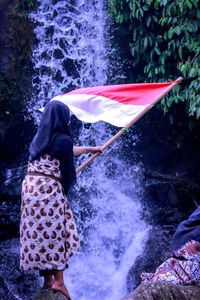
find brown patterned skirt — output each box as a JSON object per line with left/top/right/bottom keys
{"left": 20, "top": 155, "right": 80, "bottom": 271}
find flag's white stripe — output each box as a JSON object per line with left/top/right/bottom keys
{"left": 52, "top": 93, "right": 150, "bottom": 127}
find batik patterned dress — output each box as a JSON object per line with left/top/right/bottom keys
{"left": 20, "top": 154, "right": 80, "bottom": 271}
{"left": 141, "top": 240, "right": 200, "bottom": 286}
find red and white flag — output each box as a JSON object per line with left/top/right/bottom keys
{"left": 51, "top": 80, "right": 180, "bottom": 127}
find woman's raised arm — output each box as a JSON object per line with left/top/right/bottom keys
{"left": 73, "top": 146, "right": 102, "bottom": 156}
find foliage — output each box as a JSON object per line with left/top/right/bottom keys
{"left": 108, "top": 0, "right": 200, "bottom": 119}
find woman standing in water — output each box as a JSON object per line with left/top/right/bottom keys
{"left": 20, "top": 100, "right": 102, "bottom": 300}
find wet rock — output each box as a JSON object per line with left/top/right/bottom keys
{"left": 0, "top": 164, "right": 26, "bottom": 240}
{"left": 126, "top": 122, "right": 200, "bottom": 291}
{"left": 0, "top": 0, "right": 36, "bottom": 162}
{"left": 0, "top": 238, "right": 40, "bottom": 300}
{"left": 46, "top": 25, "right": 54, "bottom": 38}
{"left": 0, "top": 0, "right": 11, "bottom": 11}
{"left": 59, "top": 38, "right": 68, "bottom": 51}
{"left": 127, "top": 226, "right": 173, "bottom": 291}
{"left": 1, "top": 165, "right": 26, "bottom": 197}
{"left": 40, "top": 65, "right": 52, "bottom": 76}
{"left": 53, "top": 9, "right": 58, "bottom": 18}
{"left": 122, "top": 281, "right": 200, "bottom": 300}
{"left": 53, "top": 48, "right": 64, "bottom": 59}
{"left": 62, "top": 58, "right": 79, "bottom": 77}
{"left": 127, "top": 197, "right": 197, "bottom": 291}
{"left": 35, "top": 289, "right": 67, "bottom": 300}
{"left": 168, "top": 188, "right": 179, "bottom": 206}
{"left": 53, "top": 69, "right": 64, "bottom": 82}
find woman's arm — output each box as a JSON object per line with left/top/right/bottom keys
{"left": 73, "top": 146, "right": 103, "bottom": 156}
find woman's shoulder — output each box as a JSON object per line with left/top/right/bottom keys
{"left": 51, "top": 134, "right": 73, "bottom": 157}
{"left": 54, "top": 133, "right": 73, "bottom": 145}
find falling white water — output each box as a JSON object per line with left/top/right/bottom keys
{"left": 29, "top": 1, "right": 150, "bottom": 299}
{"left": 65, "top": 123, "right": 149, "bottom": 300}
{"left": 29, "top": 0, "right": 110, "bottom": 118}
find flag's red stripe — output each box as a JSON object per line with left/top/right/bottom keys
{"left": 67, "top": 82, "right": 173, "bottom": 106}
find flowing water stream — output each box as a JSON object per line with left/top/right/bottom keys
{"left": 29, "top": 1, "right": 149, "bottom": 299}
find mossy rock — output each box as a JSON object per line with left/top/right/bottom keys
{"left": 35, "top": 288, "right": 67, "bottom": 300}
{"left": 122, "top": 281, "right": 200, "bottom": 300}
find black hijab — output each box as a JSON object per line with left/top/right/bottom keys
{"left": 171, "top": 205, "right": 200, "bottom": 251}
{"left": 29, "top": 100, "right": 76, "bottom": 193}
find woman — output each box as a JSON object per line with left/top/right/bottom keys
{"left": 20, "top": 100, "right": 102, "bottom": 299}
{"left": 141, "top": 206, "right": 200, "bottom": 286}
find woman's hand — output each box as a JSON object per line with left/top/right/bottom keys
{"left": 87, "top": 146, "right": 103, "bottom": 154}
{"left": 73, "top": 146, "right": 103, "bottom": 156}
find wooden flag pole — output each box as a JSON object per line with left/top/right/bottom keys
{"left": 76, "top": 77, "right": 183, "bottom": 174}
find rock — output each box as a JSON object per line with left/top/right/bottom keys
{"left": 0, "top": 0, "right": 11, "bottom": 11}
{"left": 0, "top": 238, "right": 40, "bottom": 300}
{"left": 0, "top": 0, "right": 36, "bottom": 162}
{"left": 35, "top": 289, "right": 67, "bottom": 300}
{"left": 127, "top": 225, "right": 174, "bottom": 291}
{"left": 122, "top": 281, "right": 200, "bottom": 300}
{"left": 1, "top": 165, "right": 26, "bottom": 197}
{"left": 53, "top": 48, "right": 64, "bottom": 59}
{"left": 0, "top": 164, "right": 26, "bottom": 240}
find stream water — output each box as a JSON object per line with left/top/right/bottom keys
{"left": 29, "top": 1, "right": 149, "bottom": 299}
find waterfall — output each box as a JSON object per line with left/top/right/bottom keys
{"left": 29, "top": 0, "right": 110, "bottom": 118}
{"left": 30, "top": 0, "right": 149, "bottom": 299}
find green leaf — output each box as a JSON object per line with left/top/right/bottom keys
{"left": 186, "top": 0, "right": 192, "bottom": 9}
{"left": 144, "top": 37, "right": 148, "bottom": 48}
{"left": 155, "top": 47, "right": 161, "bottom": 55}
{"left": 178, "top": 46, "right": 183, "bottom": 59}
{"left": 108, "top": 0, "right": 200, "bottom": 120}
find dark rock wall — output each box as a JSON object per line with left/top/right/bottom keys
{"left": 126, "top": 106, "right": 200, "bottom": 290}
{"left": 0, "top": 0, "right": 38, "bottom": 242}
{"left": 0, "top": 3, "right": 40, "bottom": 298}
{"left": 0, "top": 0, "right": 36, "bottom": 163}
{"left": 0, "top": 239, "right": 40, "bottom": 300}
